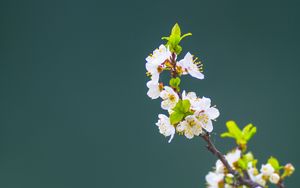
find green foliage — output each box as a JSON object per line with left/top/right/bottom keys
{"left": 221, "top": 121, "right": 257, "bottom": 149}
{"left": 169, "top": 77, "right": 181, "bottom": 92}
{"left": 237, "top": 152, "right": 257, "bottom": 170}
{"left": 169, "top": 99, "right": 192, "bottom": 124}
{"left": 162, "top": 23, "right": 192, "bottom": 55}
{"left": 268, "top": 156, "right": 282, "bottom": 171}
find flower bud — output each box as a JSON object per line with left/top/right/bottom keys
{"left": 284, "top": 163, "right": 295, "bottom": 176}
{"left": 269, "top": 173, "right": 280, "bottom": 184}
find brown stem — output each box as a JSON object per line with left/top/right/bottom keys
{"left": 277, "top": 180, "right": 285, "bottom": 188}
{"left": 201, "top": 133, "right": 263, "bottom": 188}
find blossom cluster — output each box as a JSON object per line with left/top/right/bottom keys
{"left": 146, "top": 43, "right": 219, "bottom": 143}
{"left": 206, "top": 148, "right": 295, "bottom": 188}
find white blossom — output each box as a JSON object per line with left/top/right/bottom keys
{"left": 155, "top": 114, "right": 175, "bottom": 143}
{"left": 269, "top": 173, "right": 280, "bottom": 184}
{"left": 176, "top": 115, "right": 203, "bottom": 139}
{"left": 260, "top": 164, "right": 275, "bottom": 176}
{"left": 146, "top": 45, "right": 171, "bottom": 82}
{"left": 253, "top": 174, "right": 267, "bottom": 187}
{"left": 205, "top": 171, "right": 224, "bottom": 188}
{"left": 177, "top": 52, "right": 204, "bottom": 79}
{"left": 215, "top": 149, "right": 241, "bottom": 173}
{"left": 226, "top": 149, "right": 241, "bottom": 168}
{"left": 160, "top": 86, "right": 179, "bottom": 110}
{"left": 146, "top": 80, "right": 161, "bottom": 99}
{"left": 194, "top": 97, "right": 220, "bottom": 132}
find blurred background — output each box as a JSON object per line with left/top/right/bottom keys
{"left": 0, "top": 0, "right": 299, "bottom": 187}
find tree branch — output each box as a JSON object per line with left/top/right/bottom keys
{"left": 277, "top": 180, "right": 285, "bottom": 188}
{"left": 201, "top": 133, "right": 264, "bottom": 188}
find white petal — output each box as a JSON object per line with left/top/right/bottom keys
{"left": 168, "top": 133, "right": 175, "bottom": 143}
{"left": 161, "top": 100, "right": 170, "bottom": 110}
{"left": 189, "top": 70, "right": 204, "bottom": 79}
{"left": 207, "top": 107, "right": 220, "bottom": 120}
{"left": 202, "top": 120, "right": 213, "bottom": 132}
{"left": 199, "top": 97, "right": 211, "bottom": 110}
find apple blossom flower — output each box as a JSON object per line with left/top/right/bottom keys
{"left": 205, "top": 171, "right": 224, "bottom": 188}
{"left": 253, "top": 174, "right": 267, "bottom": 187}
{"left": 155, "top": 114, "right": 175, "bottom": 143}
{"left": 146, "top": 80, "right": 163, "bottom": 99}
{"left": 215, "top": 149, "right": 241, "bottom": 173}
{"left": 176, "top": 115, "right": 203, "bottom": 139}
{"left": 194, "top": 97, "right": 220, "bottom": 132}
{"left": 269, "top": 173, "right": 280, "bottom": 184}
{"left": 146, "top": 45, "right": 171, "bottom": 82}
{"left": 260, "top": 164, "right": 275, "bottom": 176}
{"left": 177, "top": 52, "right": 204, "bottom": 79}
{"left": 160, "top": 86, "right": 179, "bottom": 110}
{"left": 226, "top": 149, "right": 241, "bottom": 168}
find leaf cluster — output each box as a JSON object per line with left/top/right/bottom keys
{"left": 170, "top": 99, "right": 193, "bottom": 125}
{"left": 221, "top": 121, "right": 257, "bottom": 149}
{"left": 162, "top": 23, "right": 192, "bottom": 55}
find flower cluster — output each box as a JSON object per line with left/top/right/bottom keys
{"left": 145, "top": 24, "right": 219, "bottom": 143}
{"left": 206, "top": 121, "right": 295, "bottom": 188}
{"left": 206, "top": 148, "right": 295, "bottom": 188}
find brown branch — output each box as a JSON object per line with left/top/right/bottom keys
{"left": 201, "top": 133, "right": 264, "bottom": 188}
{"left": 277, "top": 180, "right": 285, "bottom": 188}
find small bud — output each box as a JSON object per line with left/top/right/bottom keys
{"left": 269, "top": 173, "right": 280, "bottom": 184}
{"left": 284, "top": 163, "right": 295, "bottom": 176}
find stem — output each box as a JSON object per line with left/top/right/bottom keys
{"left": 201, "top": 133, "right": 264, "bottom": 188}
{"left": 277, "top": 180, "right": 285, "bottom": 188}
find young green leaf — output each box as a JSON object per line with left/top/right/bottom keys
{"left": 242, "top": 123, "right": 257, "bottom": 141}
{"left": 170, "top": 111, "right": 185, "bottom": 125}
{"left": 169, "top": 77, "right": 181, "bottom": 91}
{"left": 161, "top": 23, "right": 192, "bottom": 55}
{"left": 268, "top": 156, "right": 281, "bottom": 171}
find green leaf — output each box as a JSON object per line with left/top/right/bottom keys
{"left": 238, "top": 158, "right": 247, "bottom": 170}
{"left": 169, "top": 99, "right": 192, "bottom": 125}
{"left": 226, "top": 121, "right": 242, "bottom": 140}
{"left": 170, "top": 111, "right": 185, "bottom": 125}
{"left": 181, "top": 100, "right": 191, "bottom": 112}
{"left": 172, "top": 99, "right": 191, "bottom": 114}
{"left": 169, "top": 77, "right": 181, "bottom": 89}
{"left": 171, "top": 23, "right": 181, "bottom": 37}
{"left": 220, "top": 132, "right": 235, "bottom": 138}
{"left": 180, "top": 33, "right": 192, "bottom": 40}
{"left": 268, "top": 156, "right": 281, "bottom": 171}
{"left": 242, "top": 124, "right": 257, "bottom": 141}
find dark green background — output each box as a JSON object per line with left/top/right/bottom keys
{"left": 0, "top": 0, "right": 299, "bottom": 187}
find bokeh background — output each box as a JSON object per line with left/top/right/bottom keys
{"left": 0, "top": 0, "right": 299, "bottom": 187}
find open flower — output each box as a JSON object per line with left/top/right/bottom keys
{"left": 269, "top": 173, "right": 280, "bottom": 184}
{"left": 194, "top": 97, "right": 220, "bottom": 132}
{"left": 146, "top": 45, "right": 171, "bottom": 82}
{"left": 260, "top": 164, "right": 275, "bottom": 176}
{"left": 215, "top": 149, "right": 241, "bottom": 173}
{"left": 226, "top": 149, "right": 241, "bottom": 168}
{"left": 155, "top": 114, "right": 175, "bottom": 143}
{"left": 177, "top": 52, "right": 204, "bottom": 79}
{"left": 160, "top": 86, "right": 179, "bottom": 110}
{"left": 205, "top": 171, "right": 224, "bottom": 188}
{"left": 176, "top": 115, "right": 203, "bottom": 139}
{"left": 253, "top": 174, "right": 267, "bottom": 187}
{"left": 146, "top": 80, "right": 162, "bottom": 99}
